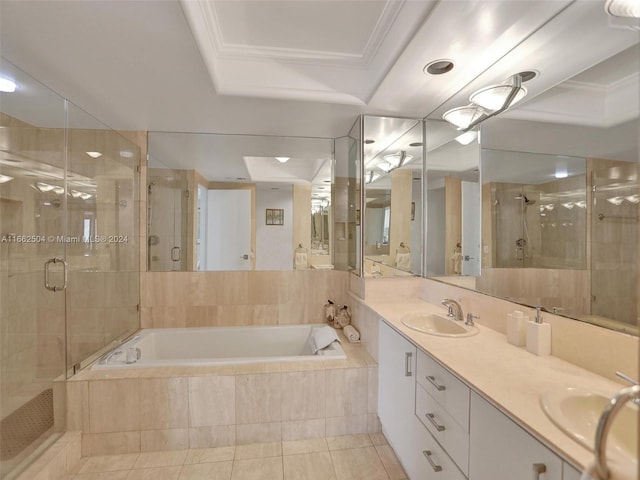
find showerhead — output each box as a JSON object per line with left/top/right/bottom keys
{"left": 515, "top": 194, "right": 536, "bottom": 205}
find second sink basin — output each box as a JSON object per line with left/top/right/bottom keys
{"left": 401, "top": 312, "right": 478, "bottom": 337}
{"left": 540, "top": 387, "right": 639, "bottom": 465}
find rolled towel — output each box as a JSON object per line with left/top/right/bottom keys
{"left": 294, "top": 252, "right": 308, "bottom": 269}
{"left": 343, "top": 325, "right": 360, "bottom": 343}
{"left": 308, "top": 325, "right": 340, "bottom": 354}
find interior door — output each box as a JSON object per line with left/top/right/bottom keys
{"left": 206, "top": 189, "right": 251, "bottom": 270}
{"left": 461, "top": 180, "right": 481, "bottom": 276}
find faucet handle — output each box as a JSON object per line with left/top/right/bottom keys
{"left": 616, "top": 371, "right": 638, "bottom": 385}
{"left": 465, "top": 313, "right": 479, "bottom": 326}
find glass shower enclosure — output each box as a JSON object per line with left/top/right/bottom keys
{"left": 0, "top": 59, "right": 140, "bottom": 478}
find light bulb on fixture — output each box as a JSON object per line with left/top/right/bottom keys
{"left": 443, "top": 105, "right": 486, "bottom": 129}
{"left": 454, "top": 131, "right": 477, "bottom": 145}
{"left": 86, "top": 151, "right": 102, "bottom": 158}
{"left": 0, "top": 77, "right": 16, "bottom": 93}
{"left": 0, "top": 174, "right": 14, "bottom": 184}
{"left": 606, "top": 196, "right": 624, "bottom": 205}
{"left": 275, "top": 157, "right": 290, "bottom": 163}
{"left": 470, "top": 84, "right": 527, "bottom": 112}
{"left": 33, "top": 182, "right": 56, "bottom": 193}
{"left": 605, "top": 0, "right": 640, "bottom": 17}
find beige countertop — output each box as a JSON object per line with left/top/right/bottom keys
{"left": 366, "top": 299, "right": 636, "bottom": 480}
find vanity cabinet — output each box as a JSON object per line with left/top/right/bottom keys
{"left": 562, "top": 462, "right": 582, "bottom": 480}
{"left": 469, "top": 391, "right": 563, "bottom": 480}
{"left": 416, "top": 350, "right": 470, "bottom": 475}
{"left": 378, "top": 320, "right": 418, "bottom": 476}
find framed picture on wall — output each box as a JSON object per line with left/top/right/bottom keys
{"left": 266, "top": 208, "right": 284, "bottom": 225}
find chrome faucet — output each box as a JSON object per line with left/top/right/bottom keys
{"left": 595, "top": 384, "right": 640, "bottom": 479}
{"left": 441, "top": 299, "right": 463, "bottom": 321}
{"left": 98, "top": 349, "right": 122, "bottom": 365}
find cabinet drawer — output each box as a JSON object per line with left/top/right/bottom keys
{"left": 416, "top": 383, "right": 469, "bottom": 476}
{"left": 416, "top": 350, "right": 470, "bottom": 430}
{"left": 414, "top": 421, "right": 467, "bottom": 480}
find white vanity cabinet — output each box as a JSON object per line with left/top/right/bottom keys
{"left": 378, "top": 320, "right": 419, "bottom": 477}
{"left": 562, "top": 462, "right": 583, "bottom": 480}
{"left": 469, "top": 391, "right": 563, "bottom": 480}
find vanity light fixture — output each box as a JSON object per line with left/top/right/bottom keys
{"left": 33, "top": 182, "right": 57, "bottom": 193}
{"left": 606, "top": 196, "right": 625, "bottom": 205}
{"left": 454, "top": 131, "right": 478, "bottom": 145}
{"left": 52, "top": 186, "right": 65, "bottom": 195}
{"left": 555, "top": 170, "right": 568, "bottom": 179}
{"left": 0, "top": 174, "right": 13, "bottom": 183}
{"left": 383, "top": 151, "right": 412, "bottom": 168}
{"left": 365, "top": 170, "right": 381, "bottom": 184}
{"left": 376, "top": 161, "right": 394, "bottom": 173}
{"left": 625, "top": 194, "right": 640, "bottom": 204}
{"left": 561, "top": 202, "right": 575, "bottom": 210}
{"left": 119, "top": 150, "right": 134, "bottom": 158}
{"left": 275, "top": 157, "right": 290, "bottom": 163}
{"left": 69, "top": 190, "right": 84, "bottom": 198}
{"left": 443, "top": 73, "right": 530, "bottom": 131}
{"left": 0, "top": 77, "right": 16, "bottom": 93}
{"left": 86, "top": 151, "right": 102, "bottom": 158}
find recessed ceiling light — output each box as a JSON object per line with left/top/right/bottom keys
{"left": 119, "top": 151, "right": 134, "bottom": 158}
{"left": 0, "top": 174, "right": 13, "bottom": 183}
{"left": 424, "top": 59, "right": 455, "bottom": 75}
{"left": 0, "top": 77, "right": 16, "bottom": 93}
{"left": 323, "top": 180, "right": 331, "bottom": 183}
{"left": 364, "top": 139, "right": 375, "bottom": 144}
{"left": 516, "top": 70, "right": 539, "bottom": 82}
{"left": 275, "top": 157, "right": 290, "bottom": 163}
{"left": 86, "top": 151, "right": 102, "bottom": 158}
{"left": 409, "top": 142, "right": 423, "bottom": 147}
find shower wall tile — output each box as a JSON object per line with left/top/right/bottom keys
{"left": 281, "top": 419, "right": 326, "bottom": 441}
{"left": 325, "top": 414, "right": 368, "bottom": 437}
{"left": 324, "top": 368, "right": 367, "bottom": 418}
{"left": 235, "top": 422, "right": 282, "bottom": 444}
{"left": 66, "top": 381, "right": 89, "bottom": 431}
{"left": 188, "top": 425, "right": 236, "bottom": 448}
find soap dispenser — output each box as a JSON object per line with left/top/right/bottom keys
{"left": 506, "top": 310, "right": 527, "bottom": 346}
{"left": 526, "top": 307, "right": 551, "bottom": 356}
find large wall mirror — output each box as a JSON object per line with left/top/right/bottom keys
{"left": 424, "top": 2, "right": 639, "bottom": 335}
{"left": 147, "top": 132, "right": 334, "bottom": 272}
{"left": 362, "top": 116, "right": 423, "bottom": 277}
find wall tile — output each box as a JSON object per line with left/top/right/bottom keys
{"left": 281, "top": 419, "right": 326, "bottom": 441}
{"left": 81, "top": 431, "right": 141, "bottom": 456}
{"left": 140, "top": 377, "right": 189, "bottom": 430}
{"left": 281, "top": 370, "right": 325, "bottom": 421}
{"left": 188, "top": 376, "right": 235, "bottom": 427}
{"left": 235, "top": 422, "right": 282, "bottom": 445}
{"left": 325, "top": 414, "right": 368, "bottom": 437}
{"left": 140, "top": 429, "right": 189, "bottom": 452}
{"left": 324, "top": 368, "right": 367, "bottom": 418}
{"left": 88, "top": 379, "right": 140, "bottom": 433}
{"left": 235, "top": 374, "right": 282, "bottom": 424}
{"left": 188, "top": 425, "right": 236, "bottom": 449}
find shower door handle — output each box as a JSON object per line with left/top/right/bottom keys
{"left": 171, "top": 246, "right": 181, "bottom": 262}
{"left": 44, "top": 257, "right": 68, "bottom": 292}
{"left": 463, "top": 255, "right": 474, "bottom": 261}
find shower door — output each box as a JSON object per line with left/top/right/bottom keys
{"left": 0, "top": 64, "right": 68, "bottom": 478}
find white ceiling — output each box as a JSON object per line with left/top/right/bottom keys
{"left": 0, "top": 0, "right": 638, "bottom": 182}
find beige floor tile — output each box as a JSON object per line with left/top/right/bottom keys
{"left": 234, "top": 442, "right": 282, "bottom": 460}
{"left": 231, "top": 457, "right": 283, "bottom": 480}
{"left": 282, "top": 438, "right": 328, "bottom": 456}
{"left": 126, "top": 466, "right": 182, "bottom": 480}
{"left": 330, "top": 447, "right": 389, "bottom": 480}
{"left": 375, "top": 445, "right": 407, "bottom": 480}
{"left": 326, "top": 434, "right": 372, "bottom": 451}
{"left": 368, "top": 433, "right": 388, "bottom": 446}
{"left": 79, "top": 453, "right": 139, "bottom": 473}
{"left": 184, "top": 446, "right": 235, "bottom": 464}
{"left": 283, "top": 452, "right": 337, "bottom": 480}
{"left": 179, "top": 461, "right": 233, "bottom": 480}
{"left": 133, "top": 450, "right": 188, "bottom": 469}
{"left": 73, "top": 472, "right": 130, "bottom": 480}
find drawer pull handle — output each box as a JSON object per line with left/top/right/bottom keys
{"left": 422, "top": 450, "right": 443, "bottom": 472}
{"left": 405, "top": 352, "right": 413, "bottom": 377}
{"left": 532, "top": 463, "right": 546, "bottom": 480}
{"left": 425, "top": 413, "right": 446, "bottom": 432}
{"left": 426, "top": 375, "right": 446, "bottom": 391}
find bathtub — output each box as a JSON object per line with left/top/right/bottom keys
{"left": 92, "top": 324, "right": 346, "bottom": 369}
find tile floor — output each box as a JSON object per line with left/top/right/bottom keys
{"left": 69, "top": 433, "right": 408, "bottom": 480}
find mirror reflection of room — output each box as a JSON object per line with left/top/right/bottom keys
{"left": 147, "top": 132, "right": 334, "bottom": 272}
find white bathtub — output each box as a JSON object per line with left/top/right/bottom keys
{"left": 92, "top": 324, "right": 346, "bottom": 369}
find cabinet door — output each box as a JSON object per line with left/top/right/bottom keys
{"left": 469, "top": 392, "right": 562, "bottom": 480}
{"left": 378, "top": 320, "right": 417, "bottom": 476}
{"left": 563, "top": 462, "right": 582, "bottom": 480}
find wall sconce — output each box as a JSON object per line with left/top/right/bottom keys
{"left": 376, "top": 150, "right": 411, "bottom": 173}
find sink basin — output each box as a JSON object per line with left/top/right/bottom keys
{"left": 540, "top": 387, "right": 639, "bottom": 465}
{"left": 401, "top": 312, "right": 478, "bottom": 337}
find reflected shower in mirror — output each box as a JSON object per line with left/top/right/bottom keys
{"left": 362, "top": 116, "right": 423, "bottom": 277}
{"left": 147, "top": 132, "right": 334, "bottom": 272}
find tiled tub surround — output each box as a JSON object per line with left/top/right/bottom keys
{"left": 353, "top": 276, "right": 638, "bottom": 480}
{"left": 66, "top": 332, "right": 379, "bottom": 457}
{"left": 140, "top": 270, "right": 349, "bottom": 329}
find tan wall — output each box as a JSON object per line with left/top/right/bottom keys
{"left": 389, "top": 169, "right": 412, "bottom": 267}
{"left": 293, "top": 184, "right": 311, "bottom": 255}
{"left": 444, "top": 176, "right": 462, "bottom": 274}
